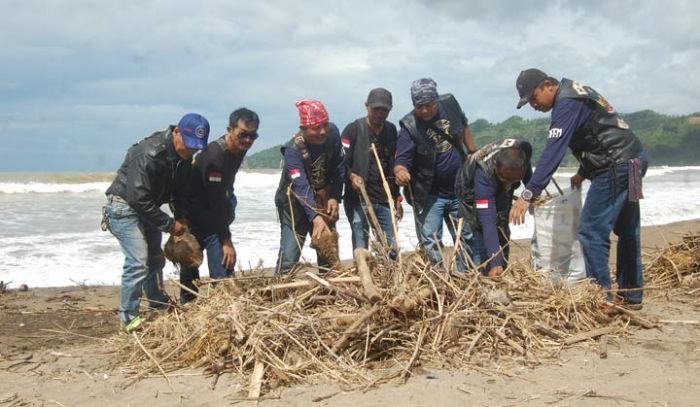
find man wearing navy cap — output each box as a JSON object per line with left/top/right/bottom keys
{"left": 510, "top": 68, "right": 647, "bottom": 309}
{"left": 104, "top": 113, "right": 210, "bottom": 331}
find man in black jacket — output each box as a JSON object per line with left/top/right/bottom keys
{"left": 180, "top": 108, "right": 259, "bottom": 303}
{"left": 104, "top": 113, "right": 209, "bottom": 331}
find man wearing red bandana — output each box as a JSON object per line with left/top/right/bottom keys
{"left": 273, "top": 99, "right": 346, "bottom": 274}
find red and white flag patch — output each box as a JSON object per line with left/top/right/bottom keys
{"left": 341, "top": 137, "right": 351, "bottom": 148}
{"left": 289, "top": 168, "right": 301, "bottom": 179}
{"left": 208, "top": 172, "right": 223, "bottom": 183}
{"left": 475, "top": 199, "right": 489, "bottom": 209}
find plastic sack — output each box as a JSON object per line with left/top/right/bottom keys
{"left": 531, "top": 187, "right": 586, "bottom": 283}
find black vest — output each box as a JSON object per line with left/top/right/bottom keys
{"left": 456, "top": 139, "right": 531, "bottom": 231}
{"left": 274, "top": 123, "right": 341, "bottom": 208}
{"left": 557, "top": 78, "right": 642, "bottom": 175}
{"left": 399, "top": 94, "right": 468, "bottom": 212}
{"left": 344, "top": 118, "right": 397, "bottom": 200}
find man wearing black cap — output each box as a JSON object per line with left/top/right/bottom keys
{"left": 510, "top": 68, "right": 648, "bottom": 309}
{"left": 104, "top": 113, "right": 210, "bottom": 331}
{"left": 394, "top": 78, "right": 478, "bottom": 272}
{"left": 179, "top": 108, "right": 260, "bottom": 303}
{"left": 342, "top": 88, "right": 403, "bottom": 253}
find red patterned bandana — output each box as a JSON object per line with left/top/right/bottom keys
{"left": 295, "top": 99, "right": 329, "bottom": 127}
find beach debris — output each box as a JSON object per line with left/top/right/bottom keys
{"left": 118, "top": 226, "right": 698, "bottom": 395}
{"left": 164, "top": 231, "right": 203, "bottom": 268}
{"left": 646, "top": 233, "right": 700, "bottom": 289}
{"left": 119, "top": 247, "right": 641, "bottom": 396}
{"left": 486, "top": 288, "right": 511, "bottom": 306}
{"left": 310, "top": 229, "right": 340, "bottom": 269}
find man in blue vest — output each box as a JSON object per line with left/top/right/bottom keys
{"left": 180, "top": 108, "right": 260, "bottom": 303}
{"left": 394, "top": 78, "right": 478, "bottom": 272}
{"left": 510, "top": 68, "right": 648, "bottom": 309}
{"left": 456, "top": 139, "right": 532, "bottom": 278}
{"left": 342, "top": 88, "right": 402, "bottom": 254}
{"left": 274, "top": 99, "right": 346, "bottom": 274}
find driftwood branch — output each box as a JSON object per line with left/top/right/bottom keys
{"left": 562, "top": 327, "right": 615, "bottom": 345}
{"left": 353, "top": 248, "right": 382, "bottom": 303}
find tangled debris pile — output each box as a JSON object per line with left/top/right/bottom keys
{"left": 646, "top": 233, "right": 700, "bottom": 291}
{"left": 118, "top": 241, "right": 660, "bottom": 396}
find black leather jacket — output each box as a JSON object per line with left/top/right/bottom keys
{"left": 105, "top": 126, "right": 192, "bottom": 232}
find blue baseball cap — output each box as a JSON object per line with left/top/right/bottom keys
{"left": 177, "top": 113, "right": 210, "bottom": 150}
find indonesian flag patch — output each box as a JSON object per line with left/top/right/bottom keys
{"left": 289, "top": 168, "right": 301, "bottom": 179}
{"left": 476, "top": 199, "right": 489, "bottom": 209}
{"left": 208, "top": 171, "right": 223, "bottom": 183}
{"left": 341, "top": 137, "right": 351, "bottom": 148}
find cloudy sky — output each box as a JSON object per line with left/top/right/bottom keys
{"left": 1, "top": 0, "right": 698, "bottom": 171}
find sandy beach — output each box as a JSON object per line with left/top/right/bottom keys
{"left": 1, "top": 219, "right": 699, "bottom": 406}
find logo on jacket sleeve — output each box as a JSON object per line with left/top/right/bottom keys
{"left": 476, "top": 199, "right": 489, "bottom": 209}
{"left": 548, "top": 128, "right": 562, "bottom": 139}
{"left": 208, "top": 171, "right": 223, "bottom": 182}
{"left": 289, "top": 168, "right": 302, "bottom": 179}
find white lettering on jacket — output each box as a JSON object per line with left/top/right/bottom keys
{"left": 548, "top": 128, "right": 563, "bottom": 139}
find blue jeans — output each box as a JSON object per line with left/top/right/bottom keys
{"left": 106, "top": 197, "right": 169, "bottom": 324}
{"left": 578, "top": 154, "right": 648, "bottom": 303}
{"left": 179, "top": 233, "right": 234, "bottom": 303}
{"left": 414, "top": 194, "right": 478, "bottom": 272}
{"left": 344, "top": 198, "right": 395, "bottom": 251}
{"left": 275, "top": 205, "right": 331, "bottom": 274}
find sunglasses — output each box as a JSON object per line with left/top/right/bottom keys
{"left": 239, "top": 131, "right": 259, "bottom": 141}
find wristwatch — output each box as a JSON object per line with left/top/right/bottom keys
{"left": 521, "top": 188, "right": 533, "bottom": 202}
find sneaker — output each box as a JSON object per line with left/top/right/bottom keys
{"left": 124, "top": 315, "right": 146, "bottom": 333}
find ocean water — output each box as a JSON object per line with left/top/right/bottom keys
{"left": 1, "top": 167, "right": 699, "bottom": 288}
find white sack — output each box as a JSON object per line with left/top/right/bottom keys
{"left": 531, "top": 187, "right": 586, "bottom": 283}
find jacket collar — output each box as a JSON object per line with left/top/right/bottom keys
{"left": 165, "top": 126, "right": 181, "bottom": 163}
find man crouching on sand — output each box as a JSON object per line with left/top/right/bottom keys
{"left": 274, "top": 100, "right": 346, "bottom": 274}
{"left": 104, "top": 113, "right": 210, "bottom": 332}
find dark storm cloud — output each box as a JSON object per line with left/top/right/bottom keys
{"left": 0, "top": 0, "right": 697, "bottom": 170}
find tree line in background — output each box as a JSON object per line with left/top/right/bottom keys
{"left": 243, "top": 110, "right": 700, "bottom": 169}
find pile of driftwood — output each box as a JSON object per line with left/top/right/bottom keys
{"left": 118, "top": 243, "right": 655, "bottom": 396}
{"left": 646, "top": 233, "right": 700, "bottom": 292}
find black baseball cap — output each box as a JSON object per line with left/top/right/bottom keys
{"left": 516, "top": 68, "right": 548, "bottom": 109}
{"left": 366, "top": 87, "right": 393, "bottom": 109}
